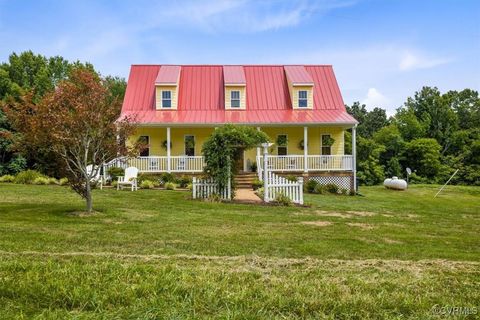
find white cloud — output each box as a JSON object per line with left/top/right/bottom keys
{"left": 361, "top": 88, "right": 390, "bottom": 109}
{"left": 148, "top": 0, "right": 357, "bottom": 33}
{"left": 399, "top": 51, "right": 450, "bottom": 71}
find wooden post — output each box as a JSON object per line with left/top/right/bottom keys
{"left": 263, "top": 145, "right": 270, "bottom": 203}
{"left": 167, "top": 127, "right": 171, "bottom": 173}
{"left": 352, "top": 125, "right": 357, "bottom": 194}
{"left": 303, "top": 126, "right": 308, "bottom": 173}
{"left": 192, "top": 177, "right": 196, "bottom": 199}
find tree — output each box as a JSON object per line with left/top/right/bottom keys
{"left": 346, "top": 102, "right": 388, "bottom": 138}
{"left": 374, "top": 125, "right": 405, "bottom": 177}
{"left": 403, "top": 138, "right": 441, "bottom": 179}
{"left": 356, "top": 137, "right": 385, "bottom": 185}
{"left": 202, "top": 125, "right": 269, "bottom": 193}
{"left": 5, "top": 68, "right": 136, "bottom": 213}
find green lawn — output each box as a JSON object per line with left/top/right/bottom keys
{"left": 0, "top": 183, "right": 479, "bottom": 319}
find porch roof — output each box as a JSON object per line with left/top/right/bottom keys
{"left": 120, "top": 108, "right": 356, "bottom": 127}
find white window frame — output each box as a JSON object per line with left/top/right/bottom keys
{"left": 184, "top": 135, "right": 195, "bottom": 157}
{"left": 231, "top": 90, "right": 240, "bottom": 108}
{"left": 277, "top": 134, "right": 288, "bottom": 156}
{"left": 162, "top": 90, "right": 172, "bottom": 108}
{"left": 298, "top": 90, "right": 308, "bottom": 108}
{"left": 321, "top": 134, "right": 332, "bottom": 156}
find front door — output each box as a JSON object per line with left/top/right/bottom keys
{"left": 234, "top": 149, "right": 244, "bottom": 172}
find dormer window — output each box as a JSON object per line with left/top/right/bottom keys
{"left": 162, "top": 91, "right": 172, "bottom": 108}
{"left": 298, "top": 91, "right": 308, "bottom": 108}
{"left": 231, "top": 90, "right": 240, "bottom": 108}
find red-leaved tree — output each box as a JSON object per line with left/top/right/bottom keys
{"left": 5, "top": 68, "right": 136, "bottom": 213}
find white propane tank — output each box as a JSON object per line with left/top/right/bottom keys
{"left": 383, "top": 176, "right": 407, "bottom": 190}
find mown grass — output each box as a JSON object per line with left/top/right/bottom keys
{"left": 0, "top": 183, "right": 479, "bottom": 319}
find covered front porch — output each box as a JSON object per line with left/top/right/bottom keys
{"left": 104, "top": 125, "right": 357, "bottom": 174}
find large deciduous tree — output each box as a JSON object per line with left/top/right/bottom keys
{"left": 5, "top": 68, "right": 136, "bottom": 213}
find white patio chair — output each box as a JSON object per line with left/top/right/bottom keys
{"left": 86, "top": 164, "right": 103, "bottom": 190}
{"left": 117, "top": 167, "right": 139, "bottom": 191}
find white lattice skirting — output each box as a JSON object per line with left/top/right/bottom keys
{"left": 309, "top": 176, "right": 353, "bottom": 193}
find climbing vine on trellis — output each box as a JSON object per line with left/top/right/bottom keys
{"left": 202, "top": 125, "right": 269, "bottom": 193}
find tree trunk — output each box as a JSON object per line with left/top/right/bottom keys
{"left": 85, "top": 182, "right": 93, "bottom": 213}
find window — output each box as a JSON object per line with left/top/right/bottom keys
{"left": 298, "top": 90, "right": 308, "bottom": 108}
{"left": 277, "top": 134, "right": 288, "bottom": 156}
{"left": 162, "top": 90, "right": 172, "bottom": 108}
{"left": 138, "top": 136, "right": 149, "bottom": 157}
{"left": 321, "top": 134, "right": 332, "bottom": 155}
{"left": 231, "top": 90, "right": 240, "bottom": 108}
{"left": 185, "top": 135, "right": 195, "bottom": 156}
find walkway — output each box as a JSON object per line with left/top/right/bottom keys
{"left": 234, "top": 188, "right": 262, "bottom": 203}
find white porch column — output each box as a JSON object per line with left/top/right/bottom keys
{"left": 352, "top": 125, "right": 357, "bottom": 193}
{"left": 303, "top": 126, "right": 308, "bottom": 173}
{"left": 256, "top": 127, "right": 261, "bottom": 161}
{"left": 167, "top": 127, "right": 171, "bottom": 173}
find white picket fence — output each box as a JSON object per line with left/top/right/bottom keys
{"left": 192, "top": 177, "right": 231, "bottom": 201}
{"left": 264, "top": 171, "right": 304, "bottom": 205}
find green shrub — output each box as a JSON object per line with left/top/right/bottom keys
{"left": 14, "top": 170, "right": 45, "bottom": 184}
{"left": 206, "top": 193, "right": 222, "bottom": 202}
{"left": 285, "top": 175, "right": 298, "bottom": 182}
{"left": 252, "top": 179, "right": 263, "bottom": 190}
{"left": 274, "top": 193, "right": 292, "bottom": 206}
{"left": 176, "top": 175, "right": 192, "bottom": 188}
{"left": 325, "top": 183, "right": 339, "bottom": 194}
{"left": 48, "top": 177, "right": 59, "bottom": 185}
{"left": 138, "top": 174, "right": 161, "bottom": 187}
{"left": 250, "top": 161, "right": 257, "bottom": 172}
{"left": 107, "top": 167, "right": 124, "bottom": 181}
{"left": 164, "top": 182, "right": 176, "bottom": 190}
{"left": 112, "top": 180, "right": 118, "bottom": 188}
{"left": 0, "top": 175, "right": 15, "bottom": 183}
{"left": 58, "top": 178, "right": 68, "bottom": 186}
{"left": 305, "top": 179, "right": 318, "bottom": 193}
{"left": 340, "top": 188, "right": 349, "bottom": 195}
{"left": 33, "top": 177, "right": 49, "bottom": 185}
{"left": 313, "top": 184, "right": 327, "bottom": 194}
{"left": 140, "top": 180, "right": 155, "bottom": 189}
{"left": 161, "top": 173, "right": 176, "bottom": 184}
{"left": 186, "top": 183, "right": 193, "bottom": 191}
{"left": 255, "top": 187, "right": 264, "bottom": 200}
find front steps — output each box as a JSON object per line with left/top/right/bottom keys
{"left": 235, "top": 172, "right": 257, "bottom": 189}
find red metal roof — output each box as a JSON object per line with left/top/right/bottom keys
{"left": 284, "top": 65, "right": 314, "bottom": 85}
{"left": 223, "top": 66, "right": 246, "bottom": 85}
{"left": 121, "top": 65, "right": 357, "bottom": 126}
{"left": 155, "top": 65, "right": 181, "bottom": 84}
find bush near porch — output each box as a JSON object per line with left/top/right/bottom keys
{"left": 0, "top": 183, "right": 478, "bottom": 318}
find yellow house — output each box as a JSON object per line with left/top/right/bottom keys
{"left": 113, "top": 65, "right": 358, "bottom": 191}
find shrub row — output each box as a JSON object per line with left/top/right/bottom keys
{"left": 304, "top": 179, "right": 350, "bottom": 195}
{"left": 0, "top": 170, "right": 68, "bottom": 185}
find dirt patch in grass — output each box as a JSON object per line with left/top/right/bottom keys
{"left": 347, "top": 223, "right": 376, "bottom": 230}
{"left": 346, "top": 211, "right": 377, "bottom": 217}
{"left": 383, "top": 238, "right": 403, "bottom": 244}
{"left": 300, "top": 221, "right": 333, "bottom": 227}
{"left": 66, "top": 211, "right": 100, "bottom": 217}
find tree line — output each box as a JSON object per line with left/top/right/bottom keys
{"left": 345, "top": 87, "right": 480, "bottom": 186}
{"left": 0, "top": 51, "right": 126, "bottom": 176}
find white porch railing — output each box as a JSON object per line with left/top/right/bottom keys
{"left": 192, "top": 177, "right": 231, "bottom": 200}
{"left": 256, "top": 155, "right": 353, "bottom": 178}
{"left": 103, "top": 156, "right": 205, "bottom": 175}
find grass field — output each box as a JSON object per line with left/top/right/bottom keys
{"left": 0, "top": 183, "right": 479, "bottom": 319}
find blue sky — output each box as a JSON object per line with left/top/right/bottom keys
{"left": 0, "top": 0, "right": 479, "bottom": 113}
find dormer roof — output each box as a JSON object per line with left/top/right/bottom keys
{"left": 155, "top": 65, "right": 181, "bottom": 85}
{"left": 223, "top": 66, "right": 246, "bottom": 86}
{"left": 284, "top": 65, "right": 314, "bottom": 86}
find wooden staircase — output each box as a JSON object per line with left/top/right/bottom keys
{"left": 235, "top": 172, "right": 257, "bottom": 189}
